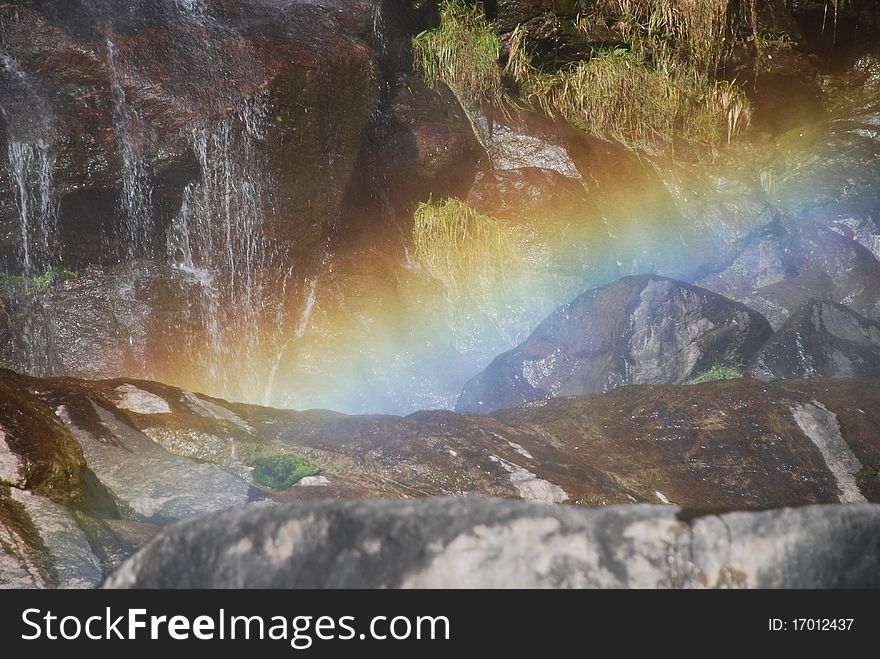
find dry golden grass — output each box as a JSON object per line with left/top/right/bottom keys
{"left": 412, "top": 0, "right": 504, "bottom": 107}
{"left": 415, "top": 0, "right": 754, "bottom": 155}
{"left": 412, "top": 197, "right": 519, "bottom": 307}
{"left": 508, "top": 34, "right": 750, "bottom": 153}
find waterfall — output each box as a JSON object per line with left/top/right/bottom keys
{"left": 261, "top": 275, "right": 318, "bottom": 406}
{"left": 0, "top": 0, "right": 376, "bottom": 405}
{"left": 106, "top": 38, "right": 154, "bottom": 260}
{"left": 371, "top": 2, "right": 389, "bottom": 57}
{"left": 1, "top": 53, "right": 58, "bottom": 276}
{"left": 167, "top": 92, "right": 295, "bottom": 403}
{"left": 7, "top": 140, "right": 57, "bottom": 276}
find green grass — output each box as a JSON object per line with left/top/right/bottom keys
{"left": 590, "top": 0, "right": 733, "bottom": 80}
{"left": 413, "top": 0, "right": 753, "bottom": 156}
{"left": 412, "top": 0, "right": 504, "bottom": 107}
{"left": 686, "top": 363, "right": 744, "bottom": 385}
{"left": 0, "top": 266, "right": 79, "bottom": 293}
{"left": 412, "top": 197, "right": 520, "bottom": 306}
{"left": 508, "top": 1, "right": 752, "bottom": 154}
{"left": 251, "top": 454, "right": 320, "bottom": 490}
{"left": 509, "top": 42, "right": 750, "bottom": 153}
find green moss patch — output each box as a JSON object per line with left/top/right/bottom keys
{"left": 251, "top": 454, "right": 320, "bottom": 490}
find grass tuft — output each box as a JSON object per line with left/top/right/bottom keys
{"left": 509, "top": 2, "right": 752, "bottom": 154}
{"left": 414, "top": 0, "right": 752, "bottom": 155}
{"left": 412, "top": 197, "right": 519, "bottom": 308}
{"left": 412, "top": 0, "right": 504, "bottom": 108}
{"left": 686, "top": 363, "right": 744, "bottom": 385}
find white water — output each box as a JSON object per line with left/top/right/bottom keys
{"left": 371, "top": 2, "right": 389, "bottom": 56}
{"left": 167, "top": 92, "right": 295, "bottom": 403}
{"left": 174, "top": 0, "right": 207, "bottom": 14}
{"left": 7, "top": 140, "right": 57, "bottom": 275}
{"left": 106, "top": 38, "right": 155, "bottom": 260}
{"left": 2, "top": 53, "right": 58, "bottom": 275}
{"left": 261, "top": 275, "right": 319, "bottom": 406}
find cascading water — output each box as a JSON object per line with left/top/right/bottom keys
{"left": 166, "top": 92, "right": 295, "bottom": 403}
{"left": 0, "top": 0, "right": 313, "bottom": 401}
{"left": 371, "top": 3, "right": 389, "bottom": 57}
{"left": 106, "top": 39, "right": 154, "bottom": 261}
{"left": 1, "top": 53, "right": 58, "bottom": 276}
{"left": 174, "top": 0, "right": 207, "bottom": 14}
{"left": 7, "top": 139, "right": 57, "bottom": 275}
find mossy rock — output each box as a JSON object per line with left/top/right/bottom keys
{"left": 251, "top": 455, "right": 320, "bottom": 490}
{"left": 0, "top": 370, "right": 87, "bottom": 505}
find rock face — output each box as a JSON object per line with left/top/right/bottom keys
{"left": 0, "top": 368, "right": 265, "bottom": 588}
{"left": 379, "top": 75, "right": 484, "bottom": 213}
{"left": 456, "top": 275, "right": 773, "bottom": 413}
{"left": 0, "top": 0, "right": 385, "bottom": 263}
{"left": 747, "top": 300, "right": 880, "bottom": 381}
{"left": 698, "top": 217, "right": 880, "bottom": 329}
{"left": 0, "top": 0, "right": 402, "bottom": 403}
{"left": 3, "top": 368, "right": 880, "bottom": 587}
{"left": 466, "top": 166, "right": 588, "bottom": 218}
{"left": 104, "top": 497, "right": 880, "bottom": 588}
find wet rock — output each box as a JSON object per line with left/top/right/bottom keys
{"left": 792, "top": 0, "right": 880, "bottom": 69}
{"left": 56, "top": 399, "right": 258, "bottom": 522}
{"left": 113, "top": 384, "right": 172, "bottom": 415}
{"left": 9, "top": 489, "right": 102, "bottom": 589}
{"left": 492, "top": 0, "right": 578, "bottom": 35}
{"left": 697, "top": 232, "right": 797, "bottom": 322}
{"left": 0, "top": 492, "right": 49, "bottom": 588}
{"left": 472, "top": 111, "right": 584, "bottom": 180}
{"left": 698, "top": 221, "right": 880, "bottom": 328}
{"left": 0, "top": 265, "right": 155, "bottom": 379}
{"left": 0, "top": 370, "right": 88, "bottom": 505}
{"left": 456, "top": 275, "right": 773, "bottom": 413}
{"left": 3, "top": 368, "right": 880, "bottom": 587}
{"left": 747, "top": 300, "right": 880, "bottom": 381}
{"left": 0, "top": 0, "right": 382, "bottom": 265}
{"left": 821, "top": 191, "right": 880, "bottom": 262}
{"left": 466, "top": 166, "right": 588, "bottom": 218}
{"left": 380, "top": 75, "right": 483, "bottom": 211}
{"left": 727, "top": 13, "right": 822, "bottom": 135}
{"left": 771, "top": 106, "right": 880, "bottom": 217}
{"left": 104, "top": 497, "right": 880, "bottom": 588}
{"left": 0, "top": 367, "right": 264, "bottom": 587}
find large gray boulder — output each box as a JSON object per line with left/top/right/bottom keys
{"left": 456, "top": 275, "right": 773, "bottom": 413}
{"left": 104, "top": 497, "right": 880, "bottom": 588}
{"left": 747, "top": 300, "right": 880, "bottom": 381}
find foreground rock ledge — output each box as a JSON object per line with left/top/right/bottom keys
{"left": 104, "top": 497, "right": 880, "bottom": 589}
{"left": 3, "top": 368, "right": 880, "bottom": 588}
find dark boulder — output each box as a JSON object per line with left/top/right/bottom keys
{"left": 491, "top": 0, "right": 580, "bottom": 35}
{"left": 379, "top": 75, "right": 483, "bottom": 213}
{"left": 698, "top": 220, "right": 880, "bottom": 328}
{"left": 791, "top": 0, "right": 880, "bottom": 69}
{"left": 747, "top": 300, "right": 880, "bottom": 381}
{"left": 456, "top": 275, "right": 773, "bottom": 413}
{"left": 104, "top": 497, "right": 880, "bottom": 588}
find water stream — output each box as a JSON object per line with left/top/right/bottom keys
{"left": 106, "top": 38, "right": 155, "bottom": 261}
